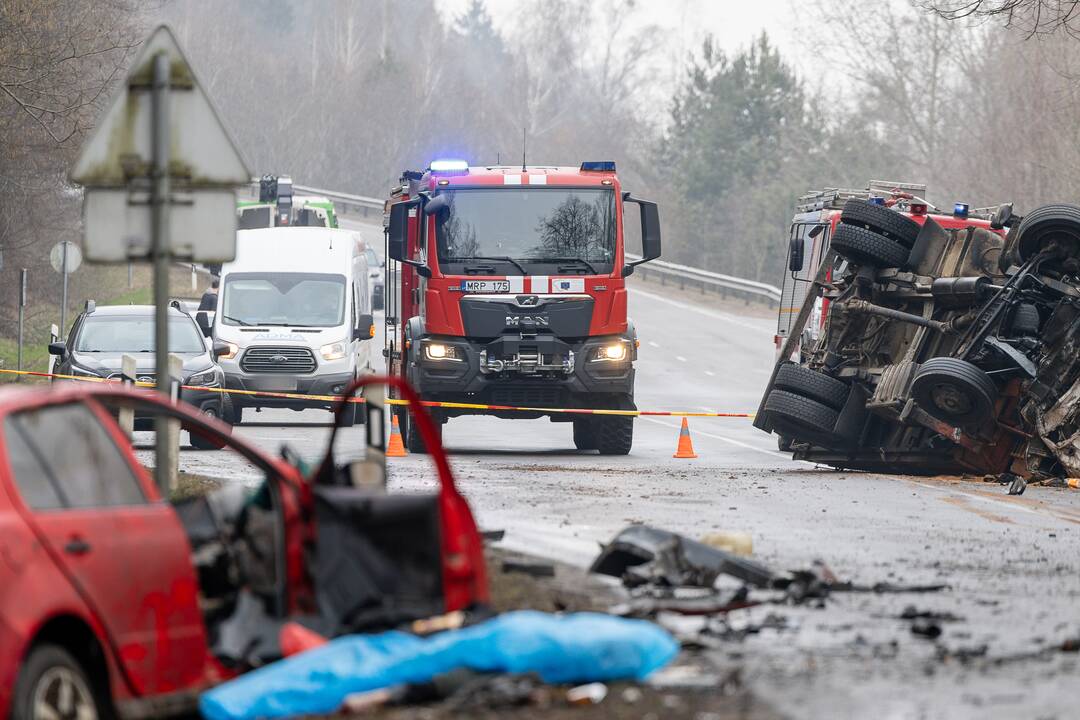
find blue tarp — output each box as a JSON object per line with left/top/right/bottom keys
{"left": 200, "top": 611, "right": 679, "bottom": 720}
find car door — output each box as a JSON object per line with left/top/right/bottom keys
{"left": 6, "top": 401, "right": 208, "bottom": 696}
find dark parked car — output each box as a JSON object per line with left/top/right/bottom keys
{"left": 48, "top": 302, "right": 231, "bottom": 447}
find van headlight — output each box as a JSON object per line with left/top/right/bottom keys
{"left": 187, "top": 367, "right": 220, "bottom": 386}
{"left": 321, "top": 340, "right": 347, "bottom": 361}
{"left": 424, "top": 342, "right": 462, "bottom": 361}
{"left": 591, "top": 341, "right": 628, "bottom": 362}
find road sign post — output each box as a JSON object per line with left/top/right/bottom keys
{"left": 50, "top": 241, "right": 81, "bottom": 338}
{"left": 119, "top": 354, "right": 137, "bottom": 438}
{"left": 69, "top": 25, "right": 249, "bottom": 494}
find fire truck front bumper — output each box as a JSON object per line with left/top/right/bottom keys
{"left": 409, "top": 334, "right": 636, "bottom": 416}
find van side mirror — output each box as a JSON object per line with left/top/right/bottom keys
{"left": 48, "top": 341, "right": 67, "bottom": 358}
{"left": 196, "top": 311, "right": 212, "bottom": 337}
{"left": 622, "top": 194, "right": 662, "bottom": 277}
{"left": 354, "top": 313, "right": 375, "bottom": 340}
{"left": 211, "top": 341, "right": 231, "bottom": 360}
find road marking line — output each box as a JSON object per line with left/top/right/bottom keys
{"left": 641, "top": 416, "right": 791, "bottom": 459}
{"left": 630, "top": 287, "right": 773, "bottom": 335}
{"left": 648, "top": 340, "right": 660, "bottom": 348}
{"left": 705, "top": 370, "right": 715, "bottom": 376}
{"left": 676, "top": 355, "right": 687, "bottom": 362}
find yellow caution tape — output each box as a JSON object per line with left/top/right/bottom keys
{"left": 0, "top": 367, "right": 754, "bottom": 418}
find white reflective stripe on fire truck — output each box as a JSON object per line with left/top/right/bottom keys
{"left": 504, "top": 174, "right": 522, "bottom": 185}
{"left": 528, "top": 174, "right": 547, "bottom": 185}
{"left": 508, "top": 276, "right": 524, "bottom": 293}
{"left": 529, "top": 276, "right": 549, "bottom": 292}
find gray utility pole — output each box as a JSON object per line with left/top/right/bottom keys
{"left": 17, "top": 269, "right": 27, "bottom": 374}
{"left": 60, "top": 242, "right": 68, "bottom": 339}
{"left": 152, "top": 51, "right": 172, "bottom": 495}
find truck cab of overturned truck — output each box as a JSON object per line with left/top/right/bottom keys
{"left": 383, "top": 160, "right": 661, "bottom": 455}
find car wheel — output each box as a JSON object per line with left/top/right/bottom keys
{"left": 594, "top": 416, "right": 633, "bottom": 455}
{"left": 1015, "top": 203, "right": 1080, "bottom": 262}
{"left": 840, "top": 198, "right": 921, "bottom": 248}
{"left": 220, "top": 393, "right": 236, "bottom": 426}
{"left": 12, "top": 644, "right": 103, "bottom": 720}
{"left": 911, "top": 358, "right": 997, "bottom": 427}
{"left": 764, "top": 390, "right": 840, "bottom": 445}
{"left": 773, "top": 363, "right": 850, "bottom": 410}
{"left": 189, "top": 407, "right": 221, "bottom": 450}
{"left": 830, "top": 223, "right": 910, "bottom": 268}
{"left": 573, "top": 418, "right": 598, "bottom": 451}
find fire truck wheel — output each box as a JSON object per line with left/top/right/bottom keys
{"left": 764, "top": 390, "right": 840, "bottom": 443}
{"left": 595, "top": 416, "right": 633, "bottom": 455}
{"left": 911, "top": 358, "right": 997, "bottom": 427}
{"left": 840, "top": 198, "right": 921, "bottom": 248}
{"left": 773, "top": 363, "right": 850, "bottom": 410}
{"left": 1015, "top": 203, "right": 1080, "bottom": 262}
{"left": 1007, "top": 303, "right": 1041, "bottom": 337}
{"left": 405, "top": 412, "right": 442, "bottom": 454}
{"left": 573, "top": 419, "right": 598, "bottom": 450}
{"left": 12, "top": 644, "right": 104, "bottom": 720}
{"left": 830, "top": 224, "right": 909, "bottom": 269}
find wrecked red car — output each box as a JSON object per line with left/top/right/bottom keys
{"left": 0, "top": 377, "right": 486, "bottom": 719}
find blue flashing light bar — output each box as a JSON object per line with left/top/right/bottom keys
{"left": 869, "top": 196, "right": 885, "bottom": 206}
{"left": 953, "top": 202, "right": 969, "bottom": 218}
{"left": 580, "top": 161, "right": 616, "bottom": 172}
{"left": 429, "top": 159, "right": 469, "bottom": 174}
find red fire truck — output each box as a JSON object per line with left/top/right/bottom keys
{"left": 383, "top": 160, "right": 661, "bottom": 455}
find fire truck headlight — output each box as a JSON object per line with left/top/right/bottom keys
{"left": 424, "top": 342, "right": 461, "bottom": 361}
{"left": 592, "top": 342, "right": 628, "bottom": 362}
{"left": 320, "top": 340, "right": 347, "bottom": 361}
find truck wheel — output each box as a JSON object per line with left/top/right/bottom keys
{"left": 773, "top": 363, "right": 849, "bottom": 410}
{"left": 764, "top": 390, "right": 839, "bottom": 441}
{"left": 1015, "top": 203, "right": 1080, "bottom": 262}
{"left": 594, "top": 416, "right": 633, "bottom": 455}
{"left": 830, "top": 223, "right": 909, "bottom": 268}
{"left": 1006, "top": 303, "right": 1040, "bottom": 337}
{"left": 12, "top": 644, "right": 104, "bottom": 720}
{"left": 911, "top": 358, "right": 996, "bottom": 427}
{"left": 573, "top": 419, "right": 598, "bottom": 451}
{"left": 405, "top": 414, "right": 442, "bottom": 454}
{"left": 840, "top": 198, "right": 921, "bottom": 248}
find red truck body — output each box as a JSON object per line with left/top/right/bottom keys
{"left": 383, "top": 161, "right": 660, "bottom": 454}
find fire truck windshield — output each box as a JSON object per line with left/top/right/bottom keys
{"left": 434, "top": 188, "right": 616, "bottom": 273}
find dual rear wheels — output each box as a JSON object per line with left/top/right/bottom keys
{"left": 765, "top": 363, "right": 850, "bottom": 448}
{"left": 830, "top": 198, "right": 921, "bottom": 269}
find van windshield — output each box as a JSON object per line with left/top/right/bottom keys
{"left": 221, "top": 272, "right": 346, "bottom": 327}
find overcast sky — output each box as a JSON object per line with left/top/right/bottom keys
{"left": 436, "top": 0, "right": 810, "bottom": 101}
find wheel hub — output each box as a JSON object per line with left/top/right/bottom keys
{"left": 33, "top": 666, "right": 97, "bottom": 720}
{"left": 930, "top": 382, "right": 973, "bottom": 416}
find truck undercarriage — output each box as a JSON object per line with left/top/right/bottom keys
{"left": 756, "top": 198, "right": 1080, "bottom": 480}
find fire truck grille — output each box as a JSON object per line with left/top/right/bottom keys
{"left": 241, "top": 346, "right": 317, "bottom": 374}
{"left": 489, "top": 386, "right": 563, "bottom": 407}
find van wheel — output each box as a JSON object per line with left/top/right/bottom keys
{"left": 573, "top": 419, "right": 598, "bottom": 450}
{"left": 830, "top": 223, "right": 909, "bottom": 268}
{"left": 12, "top": 644, "right": 103, "bottom": 720}
{"left": 595, "top": 416, "right": 633, "bottom": 455}
{"left": 840, "top": 198, "right": 921, "bottom": 248}
{"left": 1015, "top": 203, "right": 1080, "bottom": 262}
{"left": 912, "top": 358, "right": 996, "bottom": 427}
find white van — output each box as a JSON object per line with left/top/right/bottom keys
{"left": 199, "top": 227, "right": 375, "bottom": 425}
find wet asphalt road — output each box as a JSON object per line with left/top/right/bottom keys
{"left": 170, "top": 262, "right": 1080, "bottom": 719}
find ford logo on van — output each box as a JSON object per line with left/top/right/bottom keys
{"left": 270, "top": 354, "right": 288, "bottom": 363}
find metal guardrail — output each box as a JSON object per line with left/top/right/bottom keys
{"left": 627, "top": 253, "right": 781, "bottom": 304}
{"left": 292, "top": 184, "right": 384, "bottom": 220}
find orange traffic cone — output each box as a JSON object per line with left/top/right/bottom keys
{"left": 386, "top": 414, "right": 408, "bottom": 457}
{"left": 673, "top": 417, "right": 698, "bottom": 458}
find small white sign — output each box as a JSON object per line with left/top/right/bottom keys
{"left": 49, "top": 241, "right": 82, "bottom": 274}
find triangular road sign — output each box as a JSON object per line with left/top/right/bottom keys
{"left": 71, "top": 25, "right": 250, "bottom": 189}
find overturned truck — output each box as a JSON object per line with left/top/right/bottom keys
{"left": 756, "top": 186, "right": 1080, "bottom": 479}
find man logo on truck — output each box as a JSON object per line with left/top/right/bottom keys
{"left": 505, "top": 314, "right": 549, "bottom": 327}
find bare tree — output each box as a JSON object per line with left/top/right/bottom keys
{"left": 919, "top": 1, "right": 1080, "bottom": 37}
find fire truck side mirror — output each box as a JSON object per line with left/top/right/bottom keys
{"left": 388, "top": 201, "right": 412, "bottom": 262}
{"left": 789, "top": 234, "right": 805, "bottom": 272}
{"left": 622, "top": 195, "right": 662, "bottom": 276}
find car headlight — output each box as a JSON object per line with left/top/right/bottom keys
{"left": 424, "top": 342, "right": 462, "bottom": 361}
{"left": 591, "top": 342, "right": 628, "bottom": 362}
{"left": 321, "top": 340, "right": 347, "bottom": 361}
{"left": 186, "top": 367, "right": 220, "bottom": 386}
{"left": 70, "top": 365, "right": 100, "bottom": 378}
{"left": 218, "top": 342, "right": 240, "bottom": 360}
